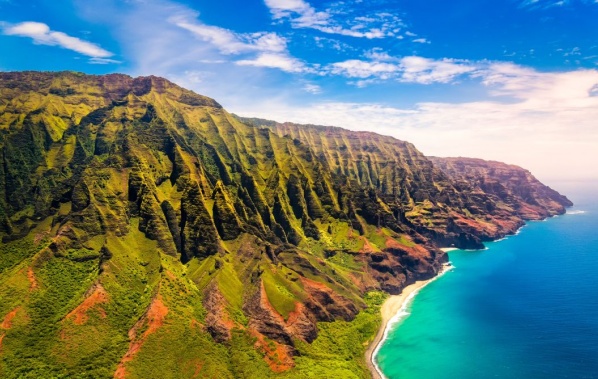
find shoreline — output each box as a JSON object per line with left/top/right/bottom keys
{"left": 365, "top": 263, "right": 453, "bottom": 379}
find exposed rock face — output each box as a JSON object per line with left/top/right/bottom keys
{"left": 203, "top": 284, "right": 234, "bottom": 343}
{"left": 300, "top": 276, "right": 359, "bottom": 322}
{"left": 429, "top": 157, "right": 572, "bottom": 220}
{"left": 0, "top": 72, "right": 571, "bottom": 378}
{"left": 366, "top": 237, "right": 445, "bottom": 294}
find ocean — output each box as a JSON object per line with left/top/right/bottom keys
{"left": 376, "top": 181, "right": 598, "bottom": 379}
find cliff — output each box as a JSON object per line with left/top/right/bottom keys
{"left": 244, "top": 119, "right": 572, "bottom": 246}
{"left": 0, "top": 72, "right": 570, "bottom": 378}
{"left": 429, "top": 157, "right": 572, "bottom": 220}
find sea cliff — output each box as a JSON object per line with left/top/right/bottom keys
{"left": 0, "top": 71, "right": 571, "bottom": 378}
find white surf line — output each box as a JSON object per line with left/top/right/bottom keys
{"left": 371, "top": 264, "right": 454, "bottom": 379}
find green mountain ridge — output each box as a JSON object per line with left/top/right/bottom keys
{"left": 0, "top": 71, "right": 571, "bottom": 378}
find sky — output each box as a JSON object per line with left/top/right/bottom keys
{"left": 1, "top": 0, "right": 597, "bottom": 184}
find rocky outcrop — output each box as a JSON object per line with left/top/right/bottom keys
{"left": 203, "top": 284, "right": 234, "bottom": 343}
{"left": 429, "top": 157, "right": 573, "bottom": 219}
{"left": 366, "top": 239, "right": 447, "bottom": 294}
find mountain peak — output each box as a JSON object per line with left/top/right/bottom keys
{"left": 0, "top": 71, "right": 222, "bottom": 109}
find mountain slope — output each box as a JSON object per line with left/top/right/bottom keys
{"left": 242, "top": 118, "right": 571, "bottom": 247}
{"left": 0, "top": 72, "right": 570, "bottom": 378}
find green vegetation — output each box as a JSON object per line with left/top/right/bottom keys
{"left": 1, "top": 250, "right": 99, "bottom": 378}
{"left": 0, "top": 237, "right": 42, "bottom": 274}
{"left": 283, "top": 291, "right": 386, "bottom": 379}
{"left": 0, "top": 72, "right": 570, "bottom": 378}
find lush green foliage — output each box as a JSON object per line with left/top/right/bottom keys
{"left": 0, "top": 72, "right": 570, "bottom": 378}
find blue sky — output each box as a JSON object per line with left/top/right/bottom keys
{"left": 1, "top": 0, "right": 598, "bottom": 182}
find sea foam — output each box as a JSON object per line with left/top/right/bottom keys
{"left": 372, "top": 264, "right": 454, "bottom": 379}
{"left": 567, "top": 210, "right": 587, "bottom": 215}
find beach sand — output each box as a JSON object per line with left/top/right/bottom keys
{"left": 440, "top": 247, "right": 459, "bottom": 252}
{"left": 365, "top": 264, "right": 452, "bottom": 379}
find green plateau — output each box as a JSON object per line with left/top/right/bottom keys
{"left": 0, "top": 71, "right": 571, "bottom": 378}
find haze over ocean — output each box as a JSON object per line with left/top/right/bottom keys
{"left": 376, "top": 181, "right": 598, "bottom": 379}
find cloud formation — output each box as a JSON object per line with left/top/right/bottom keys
{"left": 172, "top": 15, "right": 287, "bottom": 55}
{"left": 170, "top": 11, "right": 308, "bottom": 73}
{"left": 2, "top": 21, "right": 113, "bottom": 59}
{"left": 328, "top": 54, "right": 476, "bottom": 84}
{"left": 519, "top": 0, "right": 598, "bottom": 9}
{"left": 263, "top": 0, "right": 404, "bottom": 39}
{"left": 302, "top": 83, "right": 322, "bottom": 94}
{"left": 236, "top": 52, "right": 307, "bottom": 73}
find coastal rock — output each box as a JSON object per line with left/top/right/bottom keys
{"left": 430, "top": 157, "right": 573, "bottom": 219}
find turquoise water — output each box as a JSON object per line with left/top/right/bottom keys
{"left": 376, "top": 182, "right": 598, "bottom": 379}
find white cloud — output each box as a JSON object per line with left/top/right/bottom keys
{"left": 520, "top": 0, "right": 567, "bottom": 8}
{"left": 2, "top": 21, "right": 114, "bottom": 59}
{"left": 330, "top": 59, "right": 399, "bottom": 79}
{"left": 171, "top": 14, "right": 287, "bottom": 55}
{"left": 363, "top": 48, "right": 396, "bottom": 61}
{"left": 302, "top": 83, "right": 322, "bottom": 94}
{"left": 328, "top": 55, "right": 476, "bottom": 84}
{"left": 167, "top": 9, "right": 313, "bottom": 74}
{"left": 234, "top": 65, "right": 598, "bottom": 182}
{"left": 313, "top": 36, "right": 353, "bottom": 51}
{"left": 264, "top": 0, "right": 320, "bottom": 20}
{"left": 236, "top": 53, "right": 307, "bottom": 73}
{"left": 413, "top": 38, "right": 430, "bottom": 44}
{"left": 520, "top": 0, "right": 598, "bottom": 8}
{"left": 89, "top": 57, "right": 121, "bottom": 64}
{"left": 263, "top": 0, "right": 403, "bottom": 39}
{"left": 400, "top": 56, "right": 476, "bottom": 84}
{"left": 78, "top": 1, "right": 307, "bottom": 76}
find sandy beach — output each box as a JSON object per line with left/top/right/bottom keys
{"left": 365, "top": 264, "right": 453, "bottom": 379}
{"left": 440, "top": 247, "right": 459, "bottom": 252}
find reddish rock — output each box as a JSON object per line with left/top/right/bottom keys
{"left": 203, "top": 284, "right": 234, "bottom": 343}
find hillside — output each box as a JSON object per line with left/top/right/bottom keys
{"left": 0, "top": 72, "right": 570, "bottom": 378}
{"left": 243, "top": 118, "right": 571, "bottom": 247}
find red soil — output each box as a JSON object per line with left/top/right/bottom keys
{"left": 192, "top": 361, "right": 205, "bottom": 378}
{"left": 359, "top": 236, "right": 377, "bottom": 254}
{"left": 65, "top": 285, "right": 109, "bottom": 325}
{"left": 300, "top": 276, "right": 332, "bottom": 292}
{"left": 1, "top": 307, "right": 21, "bottom": 329}
{"left": 165, "top": 270, "right": 176, "bottom": 280}
{"left": 285, "top": 302, "right": 305, "bottom": 326}
{"left": 143, "top": 297, "right": 168, "bottom": 336}
{"left": 247, "top": 284, "right": 296, "bottom": 372}
{"left": 190, "top": 319, "right": 204, "bottom": 330}
{"left": 34, "top": 232, "right": 48, "bottom": 245}
{"left": 385, "top": 237, "right": 430, "bottom": 259}
{"left": 250, "top": 329, "right": 294, "bottom": 373}
{"left": 27, "top": 267, "right": 38, "bottom": 292}
{"left": 114, "top": 296, "right": 169, "bottom": 379}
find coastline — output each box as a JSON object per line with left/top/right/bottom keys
{"left": 365, "top": 263, "right": 453, "bottom": 379}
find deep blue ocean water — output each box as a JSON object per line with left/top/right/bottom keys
{"left": 376, "top": 182, "right": 598, "bottom": 379}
